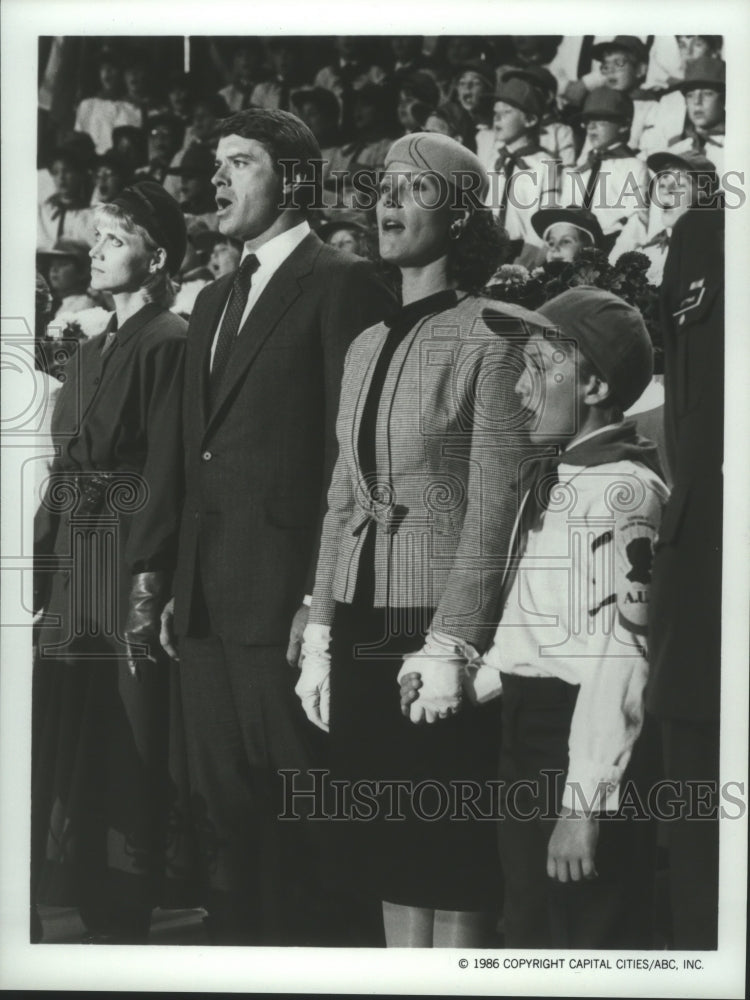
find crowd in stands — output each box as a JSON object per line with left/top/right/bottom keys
{"left": 36, "top": 34, "right": 725, "bottom": 326}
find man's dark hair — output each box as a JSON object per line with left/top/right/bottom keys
{"left": 219, "top": 109, "right": 323, "bottom": 210}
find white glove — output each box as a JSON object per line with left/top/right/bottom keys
{"left": 295, "top": 623, "right": 331, "bottom": 732}
{"left": 397, "top": 631, "right": 478, "bottom": 724}
{"left": 463, "top": 640, "right": 504, "bottom": 705}
{"left": 463, "top": 661, "right": 504, "bottom": 705}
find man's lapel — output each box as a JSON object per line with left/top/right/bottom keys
{"left": 203, "top": 232, "right": 320, "bottom": 438}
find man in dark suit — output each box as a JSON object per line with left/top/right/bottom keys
{"left": 646, "top": 201, "right": 724, "bottom": 949}
{"left": 160, "top": 108, "right": 395, "bottom": 945}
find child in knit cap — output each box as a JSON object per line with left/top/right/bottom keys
{"left": 559, "top": 89, "right": 649, "bottom": 256}
{"left": 401, "top": 286, "right": 668, "bottom": 948}
{"left": 501, "top": 66, "right": 577, "bottom": 165}
{"left": 590, "top": 36, "right": 660, "bottom": 152}
{"left": 488, "top": 77, "right": 560, "bottom": 265}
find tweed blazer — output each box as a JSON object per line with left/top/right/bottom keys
{"left": 309, "top": 293, "right": 551, "bottom": 651}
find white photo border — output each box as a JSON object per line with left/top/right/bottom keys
{"left": 1, "top": 0, "right": 748, "bottom": 994}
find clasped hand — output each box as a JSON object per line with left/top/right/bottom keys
{"left": 397, "top": 632, "right": 502, "bottom": 724}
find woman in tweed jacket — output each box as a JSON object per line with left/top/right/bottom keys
{"left": 296, "top": 134, "right": 549, "bottom": 947}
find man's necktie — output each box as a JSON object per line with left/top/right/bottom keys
{"left": 209, "top": 254, "right": 259, "bottom": 408}
{"left": 582, "top": 150, "right": 602, "bottom": 210}
{"left": 101, "top": 328, "right": 118, "bottom": 353}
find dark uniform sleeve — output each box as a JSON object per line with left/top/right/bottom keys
{"left": 304, "top": 258, "right": 397, "bottom": 594}
{"left": 126, "top": 330, "right": 187, "bottom": 576}
{"left": 659, "top": 219, "right": 683, "bottom": 476}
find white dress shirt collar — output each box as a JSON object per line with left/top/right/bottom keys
{"left": 240, "top": 219, "right": 311, "bottom": 276}
{"left": 210, "top": 220, "right": 312, "bottom": 369}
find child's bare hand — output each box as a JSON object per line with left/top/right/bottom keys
{"left": 546, "top": 810, "right": 599, "bottom": 882}
{"left": 399, "top": 671, "right": 422, "bottom": 717}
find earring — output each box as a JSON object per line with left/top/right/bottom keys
{"left": 449, "top": 219, "right": 464, "bottom": 241}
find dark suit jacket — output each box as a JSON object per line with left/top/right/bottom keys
{"left": 646, "top": 206, "right": 724, "bottom": 721}
{"left": 173, "top": 230, "right": 396, "bottom": 644}
{"left": 35, "top": 304, "right": 187, "bottom": 655}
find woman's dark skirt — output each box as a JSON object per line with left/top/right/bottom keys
{"left": 328, "top": 590, "right": 503, "bottom": 912}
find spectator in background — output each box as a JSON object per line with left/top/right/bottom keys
{"left": 613, "top": 150, "right": 720, "bottom": 286}
{"left": 443, "top": 36, "right": 487, "bottom": 74}
{"left": 314, "top": 36, "right": 388, "bottom": 98}
{"left": 37, "top": 239, "right": 98, "bottom": 318}
{"left": 560, "top": 89, "right": 648, "bottom": 255}
{"left": 641, "top": 43, "right": 724, "bottom": 161}
{"left": 507, "top": 35, "right": 563, "bottom": 72}
{"left": 218, "top": 40, "right": 265, "bottom": 112}
{"left": 318, "top": 210, "right": 373, "bottom": 259}
{"left": 424, "top": 101, "right": 478, "bottom": 152}
{"left": 167, "top": 144, "right": 219, "bottom": 229}
{"left": 590, "top": 36, "right": 660, "bottom": 152}
{"left": 388, "top": 37, "right": 430, "bottom": 77}
{"left": 452, "top": 59, "right": 496, "bottom": 168}
{"left": 660, "top": 58, "right": 725, "bottom": 175}
{"left": 37, "top": 146, "right": 96, "bottom": 250}
{"left": 38, "top": 131, "right": 97, "bottom": 208}
{"left": 493, "top": 34, "right": 563, "bottom": 104}
{"left": 453, "top": 59, "right": 495, "bottom": 124}
{"left": 185, "top": 93, "right": 230, "bottom": 150}
{"left": 642, "top": 36, "right": 723, "bottom": 138}
{"left": 530, "top": 205, "right": 613, "bottom": 264}
{"left": 90, "top": 150, "right": 132, "bottom": 206}
{"left": 488, "top": 78, "right": 560, "bottom": 266}
{"left": 251, "top": 37, "right": 307, "bottom": 112}
{"left": 314, "top": 37, "right": 388, "bottom": 142}
{"left": 326, "top": 83, "right": 398, "bottom": 199}
{"left": 291, "top": 86, "right": 342, "bottom": 185}
{"left": 74, "top": 51, "right": 142, "bottom": 155}
{"left": 501, "top": 66, "right": 577, "bottom": 165}
{"left": 193, "top": 229, "right": 243, "bottom": 280}
{"left": 165, "top": 71, "right": 195, "bottom": 126}
{"left": 122, "top": 54, "right": 158, "bottom": 120}
{"left": 111, "top": 124, "right": 149, "bottom": 173}
{"left": 136, "top": 112, "right": 185, "bottom": 184}
{"left": 396, "top": 71, "right": 440, "bottom": 134}
{"left": 546, "top": 35, "right": 610, "bottom": 110}
{"left": 170, "top": 226, "right": 238, "bottom": 319}
{"left": 643, "top": 35, "right": 718, "bottom": 92}
{"left": 164, "top": 93, "right": 230, "bottom": 199}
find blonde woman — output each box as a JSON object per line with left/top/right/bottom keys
{"left": 32, "top": 182, "right": 191, "bottom": 943}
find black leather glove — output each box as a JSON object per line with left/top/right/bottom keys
{"left": 124, "top": 571, "right": 170, "bottom": 680}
